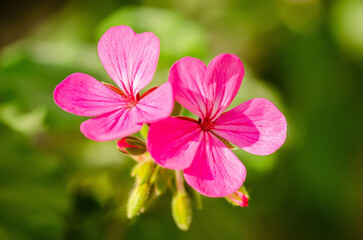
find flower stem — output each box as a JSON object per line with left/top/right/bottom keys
{"left": 130, "top": 152, "right": 151, "bottom": 162}
{"left": 175, "top": 170, "right": 186, "bottom": 193}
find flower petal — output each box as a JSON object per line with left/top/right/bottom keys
{"left": 148, "top": 117, "right": 203, "bottom": 170}
{"left": 53, "top": 73, "right": 124, "bottom": 117}
{"left": 204, "top": 53, "right": 244, "bottom": 120}
{"left": 134, "top": 82, "right": 174, "bottom": 124}
{"left": 169, "top": 54, "right": 244, "bottom": 120}
{"left": 183, "top": 131, "right": 246, "bottom": 197}
{"left": 80, "top": 108, "right": 142, "bottom": 141}
{"left": 213, "top": 98, "right": 287, "bottom": 156}
{"left": 169, "top": 57, "right": 208, "bottom": 118}
{"left": 98, "top": 25, "right": 160, "bottom": 97}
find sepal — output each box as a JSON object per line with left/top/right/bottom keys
{"left": 127, "top": 183, "right": 150, "bottom": 218}
{"left": 117, "top": 136, "right": 146, "bottom": 155}
{"left": 225, "top": 186, "right": 250, "bottom": 207}
{"left": 172, "top": 191, "right": 192, "bottom": 231}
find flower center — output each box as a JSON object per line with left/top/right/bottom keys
{"left": 103, "top": 82, "right": 138, "bottom": 108}
{"left": 121, "top": 95, "right": 137, "bottom": 108}
{"left": 127, "top": 98, "right": 137, "bottom": 108}
{"left": 200, "top": 120, "right": 214, "bottom": 131}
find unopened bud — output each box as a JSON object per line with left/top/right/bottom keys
{"left": 135, "top": 160, "right": 155, "bottom": 185}
{"left": 117, "top": 136, "right": 146, "bottom": 155}
{"left": 225, "top": 186, "right": 250, "bottom": 207}
{"left": 172, "top": 192, "right": 192, "bottom": 231}
{"left": 127, "top": 183, "right": 150, "bottom": 219}
{"left": 154, "top": 168, "right": 172, "bottom": 196}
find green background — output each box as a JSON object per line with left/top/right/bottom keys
{"left": 0, "top": 0, "right": 362, "bottom": 239}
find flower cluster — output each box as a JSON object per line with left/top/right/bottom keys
{"left": 54, "top": 25, "right": 287, "bottom": 230}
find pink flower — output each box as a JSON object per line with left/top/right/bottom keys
{"left": 147, "top": 54, "right": 287, "bottom": 197}
{"left": 54, "top": 26, "right": 173, "bottom": 141}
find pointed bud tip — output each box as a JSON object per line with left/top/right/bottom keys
{"left": 172, "top": 192, "right": 192, "bottom": 231}
{"left": 225, "top": 186, "right": 250, "bottom": 207}
{"left": 117, "top": 136, "right": 146, "bottom": 155}
{"left": 127, "top": 184, "right": 150, "bottom": 219}
{"left": 135, "top": 160, "right": 155, "bottom": 185}
{"left": 154, "top": 168, "right": 172, "bottom": 196}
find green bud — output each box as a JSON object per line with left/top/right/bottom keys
{"left": 131, "top": 162, "right": 141, "bottom": 177}
{"left": 139, "top": 185, "right": 157, "bottom": 214}
{"left": 135, "top": 160, "right": 155, "bottom": 185}
{"left": 127, "top": 183, "right": 150, "bottom": 219}
{"left": 116, "top": 136, "right": 146, "bottom": 155}
{"left": 172, "top": 192, "right": 192, "bottom": 231}
{"left": 149, "top": 164, "right": 160, "bottom": 184}
{"left": 155, "top": 168, "right": 172, "bottom": 196}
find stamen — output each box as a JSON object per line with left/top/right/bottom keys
{"left": 102, "top": 82, "right": 126, "bottom": 96}
{"left": 200, "top": 120, "right": 214, "bottom": 131}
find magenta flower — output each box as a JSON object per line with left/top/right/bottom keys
{"left": 147, "top": 54, "right": 287, "bottom": 197}
{"left": 54, "top": 26, "right": 173, "bottom": 141}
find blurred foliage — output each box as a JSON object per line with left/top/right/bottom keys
{"left": 0, "top": 0, "right": 362, "bottom": 239}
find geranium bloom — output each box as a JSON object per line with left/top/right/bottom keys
{"left": 147, "top": 54, "right": 287, "bottom": 197}
{"left": 54, "top": 26, "right": 173, "bottom": 141}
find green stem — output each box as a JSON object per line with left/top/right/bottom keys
{"left": 130, "top": 152, "right": 151, "bottom": 162}
{"left": 175, "top": 170, "right": 186, "bottom": 193}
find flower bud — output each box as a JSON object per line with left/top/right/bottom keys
{"left": 117, "top": 136, "right": 146, "bottom": 155}
{"left": 127, "top": 183, "right": 150, "bottom": 219}
{"left": 225, "top": 186, "right": 250, "bottom": 207}
{"left": 154, "top": 168, "right": 172, "bottom": 196}
{"left": 135, "top": 160, "right": 155, "bottom": 185}
{"left": 172, "top": 192, "right": 192, "bottom": 231}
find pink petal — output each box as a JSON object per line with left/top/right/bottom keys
{"left": 169, "top": 54, "right": 244, "bottom": 120}
{"left": 98, "top": 25, "right": 160, "bottom": 97}
{"left": 204, "top": 54, "right": 245, "bottom": 120}
{"left": 148, "top": 117, "right": 203, "bottom": 170}
{"left": 183, "top": 131, "right": 246, "bottom": 197}
{"left": 133, "top": 82, "right": 174, "bottom": 124}
{"left": 169, "top": 57, "right": 208, "bottom": 118}
{"left": 80, "top": 108, "right": 142, "bottom": 141}
{"left": 213, "top": 98, "right": 287, "bottom": 156}
{"left": 53, "top": 73, "right": 124, "bottom": 117}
